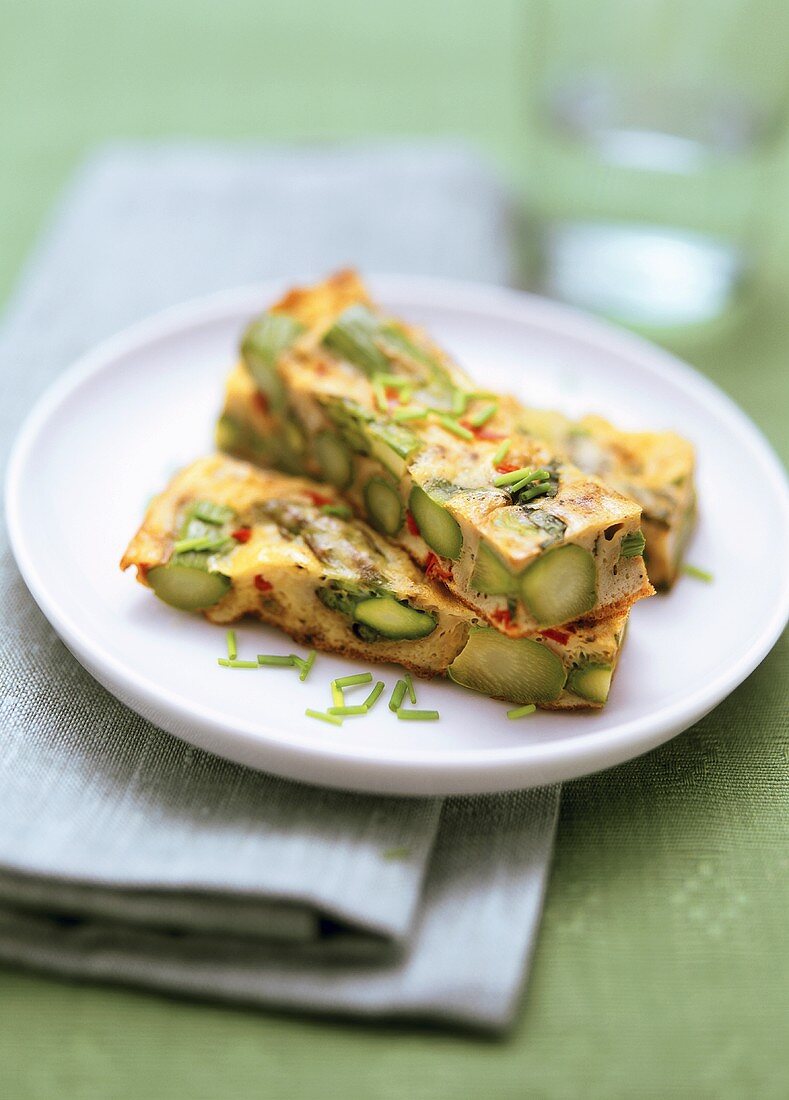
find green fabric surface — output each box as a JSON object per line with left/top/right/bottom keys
{"left": 1, "top": 2, "right": 786, "bottom": 1097}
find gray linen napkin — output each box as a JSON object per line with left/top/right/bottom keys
{"left": 0, "top": 142, "right": 559, "bottom": 1030}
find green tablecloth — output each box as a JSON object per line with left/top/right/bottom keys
{"left": 1, "top": 2, "right": 786, "bottom": 1096}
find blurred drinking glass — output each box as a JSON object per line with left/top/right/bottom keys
{"left": 525, "top": 0, "right": 789, "bottom": 329}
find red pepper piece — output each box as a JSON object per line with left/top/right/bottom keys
{"left": 254, "top": 575, "right": 274, "bottom": 592}
{"left": 253, "top": 392, "right": 269, "bottom": 415}
{"left": 495, "top": 460, "right": 521, "bottom": 474}
{"left": 231, "top": 527, "right": 252, "bottom": 543}
{"left": 540, "top": 627, "right": 570, "bottom": 645}
{"left": 405, "top": 510, "right": 420, "bottom": 536}
{"left": 305, "top": 490, "right": 334, "bottom": 507}
{"left": 458, "top": 420, "right": 506, "bottom": 443}
{"left": 490, "top": 607, "right": 513, "bottom": 628}
{"left": 424, "top": 552, "right": 453, "bottom": 583}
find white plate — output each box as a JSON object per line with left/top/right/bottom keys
{"left": 6, "top": 277, "right": 789, "bottom": 795}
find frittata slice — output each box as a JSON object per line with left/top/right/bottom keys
{"left": 515, "top": 408, "right": 696, "bottom": 589}
{"left": 217, "top": 271, "right": 654, "bottom": 636}
{"left": 121, "top": 455, "right": 630, "bottom": 709}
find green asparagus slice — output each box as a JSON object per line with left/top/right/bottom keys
{"left": 147, "top": 560, "right": 231, "bottom": 611}
{"left": 448, "top": 627, "right": 567, "bottom": 704}
{"left": 619, "top": 530, "right": 646, "bottom": 558}
{"left": 314, "top": 430, "right": 354, "bottom": 490}
{"left": 241, "top": 312, "right": 305, "bottom": 411}
{"left": 364, "top": 477, "right": 404, "bottom": 536}
{"left": 408, "top": 485, "right": 463, "bottom": 561}
{"left": 519, "top": 545, "right": 597, "bottom": 627}
{"left": 470, "top": 542, "right": 519, "bottom": 597}
{"left": 321, "top": 305, "right": 390, "bottom": 376}
{"left": 316, "top": 581, "right": 374, "bottom": 618}
{"left": 353, "top": 597, "right": 437, "bottom": 640}
{"left": 365, "top": 420, "right": 421, "bottom": 479}
{"left": 566, "top": 663, "right": 614, "bottom": 704}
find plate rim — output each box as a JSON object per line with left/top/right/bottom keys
{"left": 6, "top": 274, "right": 789, "bottom": 795}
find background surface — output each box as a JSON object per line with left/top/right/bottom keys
{"left": 1, "top": 2, "right": 787, "bottom": 1097}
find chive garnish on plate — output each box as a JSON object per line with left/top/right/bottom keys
{"left": 334, "top": 672, "right": 373, "bottom": 689}
{"left": 305, "top": 709, "right": 343, "bottom": 727}
{"left": 404, "top": 673, "right": 417, "bottom": 705}
{"left": 327, "top": 705, "right": 368, "bottom": 716}
{"left": 257, "top": 654, "right": 298, "bottom": 667}
{"left": 396, "top": 708, "right": 439, "bottom": 721}
{"left": 507, "top": 704, "right": 536, "bottom": 719}
{"left": 226, "top": 630, "right": 237, "bottom": 661}
{"left": 362, "top": 680, "right": 385, "bottom": 710}
{"left": 296, "top": 650, "right": 317, "bottom": 682}
{"left": 217, "top": 658, "right": 259, "bottom": 669}
{"left": 682, "top": 563, "right": 714, "bottom": 583}
{"left": 331, "top": 681, "right": 344, "bottom": 708}
{"left": 389, "top": 679, "right": 408, "bottom": 712}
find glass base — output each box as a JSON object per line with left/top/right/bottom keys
{"left": 538, "top": 221, "right": 746, "bottom": 329}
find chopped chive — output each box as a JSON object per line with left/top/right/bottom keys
{"left": 389, "top": 679, "right": 408, "bottom": 712}
{"left": 436, "top": 414, "right": 474, "bottom": 441}
{"left": 396, "top": 708, "right": 439, "bottom": 721}
{"left": 404, "top": 673, "right": 417, "bottom": 705}
{"left": 173, "top": 535, "right": 232, "bottom": 554}
{"left": 682, "top": 563, "right": 714, "bottom": 583}
{"left": 507, "top": 704, "right": 537, "bottom": 719}
{"left": 362, "top": 680, "right": 385, "bottom": 710}
{"left": 297, "top": 650, "right": 317, "bottom": 682}
{"left": 257, "top": 654, "right": 298, "bottom": 667}
{"left": 305, "top": 708, "right": 343, "bottom": 727}
{"left": 375, "top": 374, "right": 411, "bottom": 389}
{"left": 226, "top": 630, "right": 237, "bottom": 661}
{"left": 518, "top": 482, "right": 552, "bottom": 502}
{"left": 493, "top": 466, "right": 533, "bottom": 487}
{"left": 331, "top": 681, "right": 344, "bottom": 708}
{"left": 468, "top": 401, "right": 498, "bottom": 428}
{"left": 398, "top": 386, "right": 414, "bottom": 405}
{"left": 327, "top": 705, "right": 368, "bottom": 716}
{"left": 217, "top": 658, "right": 259, "bottom": 669}
{"left": 372, "top": 378, "right": 388, "bottom": 412}
{"left": 382, "top": 846, "right": 411, "bottom": 861}
{"left": 191, "top": 501, "right": 236, "bottom": 525}
{"left": 393, "top": 406, "right": 428, "bottom": 423}
{"left": 451, "top": 390, "right": 470, "bottom": 416}
{"left": 492, "top": 438, "right": 512, "bottom": 466}
{"left": 334, "top": 672, "right": 374, "bottom": 689}
{"left": 320, "top": 503, "right": 352, "bottom": 519}
{"left": 509, "top": 470, "right": 550, "bottom": 495}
